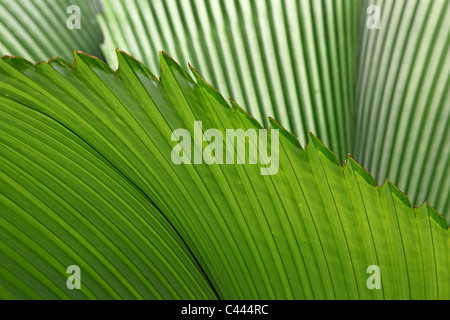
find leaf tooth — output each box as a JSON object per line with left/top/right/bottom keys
{"left": 268, "top": 117, "right": 301, "bottom": 148}
{"left": 386, "top": 180, "right": 413, "bottom": 209}
{"left": 116, "top": 49, "right": 159, "bottom": 81}
{"left": 346, "top": 157, "right": 377, "bottom": 187}
{"left": 159, "top": 51, "right": 195, "bottom": 84}
{"left": 74, "top": 50, "right": 115, "bottom": 75}
{"left": 307, "top": 132, "right": 340, "bottom": 167}
{"left": 426, "top": 205, "right": 450, "bottom": 230}
{"left": 230, "top": 99, "right": 266, "bottom": 130}
{"left": 189, "top": 64, "right": 231, "bottom": 112}
{"left": 0, "top": 56, "right": 34, "bottom": 73}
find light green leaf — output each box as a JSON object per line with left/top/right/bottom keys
{"left": 0, "top": 0, "right": 104, "bottom": 62}
{"left": 354, "top": 0, "right": 450, "bottom": 219}
{"left": 0, "top": 52, "right": 448, "bottom": 299}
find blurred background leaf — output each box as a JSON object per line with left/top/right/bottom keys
{"left": 354, "top": 0, "right": 450, "bottom": 218}
{"left": 0, "top": 0, "right": 104, "bottom": 62}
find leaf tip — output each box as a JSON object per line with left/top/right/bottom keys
{"left": 308, "top": 132, "right": 340, "bottom": 166}
{"left": 426, "top": 204, "right": 449, "bottom": 230}
{"left": 229, "top": 99, "right": 265, "bottom": 129}
{"left": 386, "top": 180, "right": 413, "bottom": 209}
{"left": 347, "top": 157, "right": 377, "bottom": 187}
{"left": 159, "top": 51, "right": 194, "bottom": 83}
{"left": 268, "top": 117, "right": 302, "bottom": 147}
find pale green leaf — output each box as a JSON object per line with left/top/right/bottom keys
{"left": 354, "top": 0, "right": 450, "bottom": 219}
{"left": 0, "top": 0, "right": 104, "bottom": 62}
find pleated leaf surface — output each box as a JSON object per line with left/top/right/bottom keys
{"left": 0, "top": 52, "right": 448, "bottom": 299}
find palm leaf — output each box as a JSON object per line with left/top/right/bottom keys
{"left": 0, "top": 0, "right": 104, "bottom": 62}
{"left": 0, "top": 51, "right": 448, "bottom": 299}
{"left": 354, "top": 0, "right": 450, "bottom": 219}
